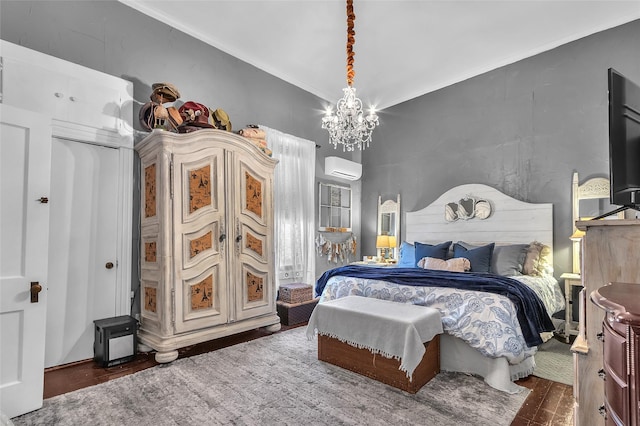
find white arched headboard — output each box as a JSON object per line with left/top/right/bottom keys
{"left": 406, "top": 184, "right": 553, "bottom": 257}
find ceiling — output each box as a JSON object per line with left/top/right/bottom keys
{"left": 120, "top": 1, "right": 640, "bottom": 111}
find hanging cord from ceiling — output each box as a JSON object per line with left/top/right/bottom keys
{"left": 346, "top": 0, "right": 355, "bottom": 87}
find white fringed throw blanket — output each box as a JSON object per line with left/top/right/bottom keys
{"left": 306, "top": 296, "right": 443, "bottom": 379}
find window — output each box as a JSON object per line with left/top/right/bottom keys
{"left": 319, "top": 183, "right": 352, "bottom": 231}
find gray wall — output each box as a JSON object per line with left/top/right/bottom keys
{"left": 361, "top": 19, "right": 640, "bottom": 279}
{"left": 0, "top": 0, "right": 361, "bottom": 297}
{"left": 2, "top": 1, "right": 639, "bottom": 290}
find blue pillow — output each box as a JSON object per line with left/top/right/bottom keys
{"left": 453, "top": 242, "right": 495, "bottom": 273}
{"left": 414, "top": 241, "right": 452, "bottom": 266}
{"left": 397, "top": 241, "right": 416, "bottom": 267}
{"left": 491, "top": 244, "right": 528, "bottom": 276}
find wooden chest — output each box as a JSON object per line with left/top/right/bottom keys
{"left": 276, "top": 298, "right": 318, "bottom": 326}
{"left": 318, "top": 334, "right": 440, "bottom": 394}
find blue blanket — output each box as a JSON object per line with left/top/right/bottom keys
{"left": 315, "top": 265, "right": 554, "bottom": 347}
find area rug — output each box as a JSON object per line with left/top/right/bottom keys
{"left": 12, "top": 328, "right": 529, "bottom": 426}
{"left": 533, "top": 336, "right": 573, "bottom": 385}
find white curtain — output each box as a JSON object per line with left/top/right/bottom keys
{"left": 260, "top": 126, "right": 316, "bottom": 288}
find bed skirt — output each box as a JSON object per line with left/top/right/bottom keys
{"left": 440, "top": 334, "right": 535, "bottom": 394}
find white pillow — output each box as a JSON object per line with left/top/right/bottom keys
{"left": 418, "top": 256, "right": 470, "bottom": 272}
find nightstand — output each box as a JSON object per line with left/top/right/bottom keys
{"left": 353, "top": 256, "right": 396, "bottom": 267}
{"left": 560, "top": 272, "right": 582, "bottom": 343}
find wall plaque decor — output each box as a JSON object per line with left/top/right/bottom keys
{"left": 444, "top": 196, "right": 492, "bottom": 222}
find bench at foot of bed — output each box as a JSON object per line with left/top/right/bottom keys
{"left": 307, "top": 295, "right": 443, "bottom": 394}
{"left": 318, "top": 333, "right": 440, "bottom": 394}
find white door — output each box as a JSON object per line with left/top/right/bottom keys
{"left": 45, "top": 138, "right": 120, "bottom": 367}
{"left": 0, "top": 105, "right": 51, "bottom": 418}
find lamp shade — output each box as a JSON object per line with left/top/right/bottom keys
{"left": 570, "top": 229, "right": 586, "bottom": 241}
{"left": 376, "top": 235, "right": 390, "bottom": 248}
{"left": 388, "top": 236, "right": 397, "bottom": 248}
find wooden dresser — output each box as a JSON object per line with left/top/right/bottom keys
{"left": 591, "top": 282, "right": 640, "bottom": 426}
{"left": 573, "top": 220, "right": 640, "bottom": 425}
{"left": 135, "top": 129, "right": 280, "bottom": 362}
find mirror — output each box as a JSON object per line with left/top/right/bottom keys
{"left": 571, "top": 172, "right": 624, "bottom": 273}
{"left": 578, "top": 198, "right": 620, "bottom": 220}
{"left": 377, "top": 195, "right": 401, "bottom": 260}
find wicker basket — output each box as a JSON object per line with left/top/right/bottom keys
{"left": 278, "top": 283, "right": 313, "bottom": 304}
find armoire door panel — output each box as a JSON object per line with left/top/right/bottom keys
{"left": 239, "top": 162, "right": 268, "bottom": 226}
{"left": 242, "top": 225, "right": 267, "bottom": 262}
{"left": 143, "top": 162, "right": 158, "bottom": 220}
{"left": 182, "top": 223, "right": 219, "bottom": 270}
{"left": 142, "top": 280, "right": 160, "bottom": 318}
{"left": 142, "top": 235, "right": 159, "bottom": 270}
{"left": 232, "top": 152, "right": 274, "bottom": 322}
{"left": 234, "top": 264, "right": 273, "bottom": 320}
{"left": 177, "top": 152, "right": 223, "bottom": 224}
{"left": 176, "top": 265, "right": 228, "bottom": 332}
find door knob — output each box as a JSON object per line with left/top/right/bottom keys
{"left": 30, "top": 282, "right": 42, "bottom": 303}
{"left": 105, "top": 262, "right": 114, "bottom": 269}
{"left": 37, "top": 197, "right": 49, "bottom": 204}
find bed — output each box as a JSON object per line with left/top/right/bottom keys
{"left": 313, "top": 184, "right": 565, "bottom": 393}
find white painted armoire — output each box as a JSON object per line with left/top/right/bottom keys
{"left": 135, "top": 129, "right": 281, "bottom": 362}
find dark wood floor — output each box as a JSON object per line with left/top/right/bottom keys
{"left": 44, "top": 323, "right": 573, "bottom": 426}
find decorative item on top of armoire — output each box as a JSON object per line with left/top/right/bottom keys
{"left": 572, "top": 219, "right": 640, "bottom": 426}
{"left": 139, "top": 82, "right": 182, "bottom": 132}
{"left": 177, "top": 101, "right": 216, "bottom": 134}
{"left": 135, "top": 128, "right": 280, "bottom": 363}
{"left": 590, "top": 282, "right": 640, "bottom": 426}
{"left": 238, "top": 126, "right": 273, "bottom": 156}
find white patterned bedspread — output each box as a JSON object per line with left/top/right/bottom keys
{"left": 319, "top": 274, "right": 564, "bottom": 364}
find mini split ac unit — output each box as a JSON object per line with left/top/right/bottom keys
{"left": 324, "top": 156, "right": 362, "bottom": 181}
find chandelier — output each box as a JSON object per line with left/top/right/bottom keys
{"left": 322, "top": 0, "right": 379, "bottom": 152}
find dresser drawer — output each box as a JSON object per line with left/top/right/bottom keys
{"left": 603, "top": 320, "right": 627, "bottom": 382}
{"left": 604, "top": 371, "right": 629, "bottom": 425}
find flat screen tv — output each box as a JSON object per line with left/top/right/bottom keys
{"left": 594, "top": 68, "right": 640, "bottom": 219}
